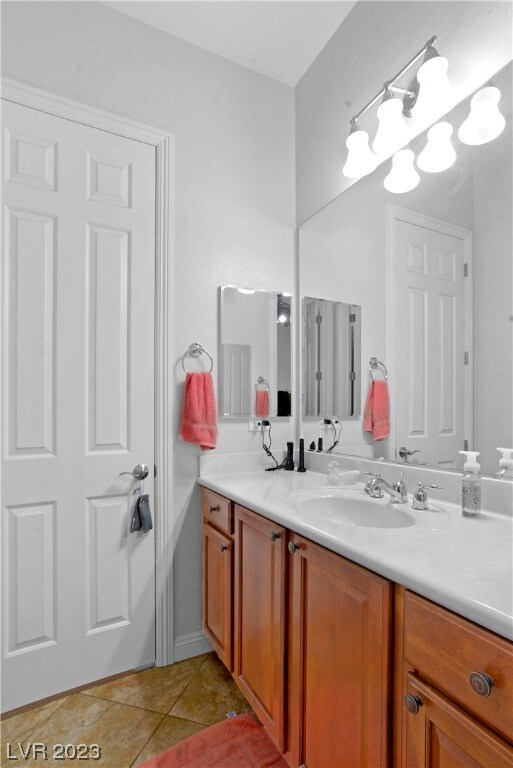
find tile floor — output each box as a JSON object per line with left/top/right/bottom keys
{"left": 0, "top": 653, "right": 253, "bottom": 767}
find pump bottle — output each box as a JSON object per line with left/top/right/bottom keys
{"left": 496, "top": 448, "right": 513, "bottom": 478}
{"left": 459, "top": 451, "right": 481, "bottom": 517}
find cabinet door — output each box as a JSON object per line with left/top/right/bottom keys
{"left": 233, "top": 505, "right": 287, "bottom": 749}
{"left": 202, "top": 522, "right": 233, "bottom": 670}
{"left": 402, "top": 674, "right": 513, "bottom": 768}
{"left": 288, "top": 534, "right": 392, "bottom": 768}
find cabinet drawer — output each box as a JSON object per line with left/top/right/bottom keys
{"left": 202, "top": 489, "right": 233, "bottom": 535}
{"left": 404, "top": 591, "right": 513, "bottom": 743}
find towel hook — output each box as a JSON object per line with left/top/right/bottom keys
{"left": 181, "top": 343, "right": 214, "bottom": 373}
{"left": 369, "top": 357, "right": 388, "bottom": 381}
{"left": 255, "top": 376, "right": 270, "bottom": 391}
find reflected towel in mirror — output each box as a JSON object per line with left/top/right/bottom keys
{"left": 364, "top": 380, "right": 390, "bottom": 440}
{"left": 256, "top": 390, "right": 269, "bottom": 417}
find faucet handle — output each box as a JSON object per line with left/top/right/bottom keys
{"left": 412, "top": 482, "right": 442, "bottom": 510}
{"left": 393, "top": 472, "right": 408, "bottom": 501}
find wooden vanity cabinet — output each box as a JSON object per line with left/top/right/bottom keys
{"left": 397, "top": 589, "right": 513, "bottom": 767}
{"left": 287, "top": 533, "right": 393, "bottom": 768}
{"left": 233, "top": 504, "right": 287, "bottom": 749}
{"left": 402, "top": 673, "right": 513, "bottom": 768}
{"left": 201, "top": 490, "right": 234, "bottom": 671}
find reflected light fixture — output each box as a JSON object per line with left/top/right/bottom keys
{"left": 417, "top": 121, "right": 456, "bottom": 172}
{"left": 384, "top": 149, "right": 420, "bottom": 194}
{"left": 412, "top": 43, "right": 453, "bottom": 124}
{"left": 342, "top": 121, "right": 378, "bottom": 179}
{"left": 458, "top": 86, "right": 506, "bottom": 145}
{"left": 343, "top": 36, "right": 455, "bottom": 179}
{"left": 237, "top": 288, "right": 256, "bottom": 294}
{"left": 372, "top": 90, "right": 411, "bottom": 157}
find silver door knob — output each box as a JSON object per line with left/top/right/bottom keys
{"left": 119, "top": 464, "right": 149, "bottom": 480}
{"left": 399, "top": 447, "right": 421, "bottom": 462}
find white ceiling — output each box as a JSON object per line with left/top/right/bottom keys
{"left": 106, "top": 1, "right": 356, "bottom": 86}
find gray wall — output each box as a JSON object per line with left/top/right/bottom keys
{"left": 1, "top": 1, "right": 295, "bottom": 658}
{"left": 296, "top": 0, "right": 513, "bottom": 225}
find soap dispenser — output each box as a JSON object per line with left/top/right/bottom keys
{"left": 497, "top": 448, "right": 513, "bottom": 478}
{"left": 459, "top": 451, "right": 481, "bottom": 517}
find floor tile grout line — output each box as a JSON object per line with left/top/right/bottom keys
{"left": 1, "top": 695, "right": 72, "bottom": 746}
{"left": 129, "top": 714, "right": 166, "bottom": 768}
{"left": 72, "top": 691, "right": 177, "bottom": 717}
{"left": 166, "top": 654, "right": 214, "bottom": 717}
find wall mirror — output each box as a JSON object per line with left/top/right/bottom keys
{"left": 299, "top": 61, "right": 512, "bottom": 476}
{"left": 219, "top": 286, "right": 292, "bottom": 419}
{"left": 303, "top": 297, "right": 361, "bottom": 419}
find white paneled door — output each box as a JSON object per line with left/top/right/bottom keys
{"left": 1, "top": 101, "right": 156, "bottom": 712}
{"left": 393, "top": 213, "right": 470, "bottom": 469}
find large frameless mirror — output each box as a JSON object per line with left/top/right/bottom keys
{"left": 299, "top": 61, "right": 512, "bottom": 475}
{"left": 219, "top": 286, "right": 292, "bottom": 419}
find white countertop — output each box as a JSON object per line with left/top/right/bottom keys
{"left": 198, "top": 465, "right": 513, "bottom": 641}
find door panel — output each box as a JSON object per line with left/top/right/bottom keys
{"left": 1, "top": 100, "right": 156, "bottom": 712}
{"left": 402, "top": 674, "right": 513, "bottom": 768}
{"left": 394, "top": 215, "right": 468, "bottom": 468}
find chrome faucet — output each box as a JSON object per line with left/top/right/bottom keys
{"left": 364, "top": 474, "right": 408, "bottom": 504}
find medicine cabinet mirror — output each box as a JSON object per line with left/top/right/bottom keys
{"left": 302, "top": 297, "right": 361, "bottom": 419}
{"left": 219, "top": 286, "right": 292, "bottom": 419}
{"left": 299, "top": 61, "right": 512, "bottom": 476}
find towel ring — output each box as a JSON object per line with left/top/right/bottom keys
{"left": 255, "top": 376, "right": 270, "bottom": 391}
{"left": 369, "top": 357, "right": 388, "bottom": 381}
{"left": 182, "top": 343, "right": 214, "bottom": 373}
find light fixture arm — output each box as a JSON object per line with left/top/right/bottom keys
{"left": 351, "top": 35, "right": 437, "bottom": 124}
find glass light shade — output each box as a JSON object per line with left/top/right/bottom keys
{"left": 372, "top": 96, "right": 411, "bottom": 156}
{"left": 417, "top": 121, "right": 456, "bottom": 172}
{"left": 458, "top": 86, "right": 506, "bottom": 145}
{"left": 342, "top": 128, "right": 377, "bottom": 179}
{"left": 384, "top": 149, "right": 420, "bottom": 194}
{"left": 414, "top": 54, "right": 453, "bottom": 124}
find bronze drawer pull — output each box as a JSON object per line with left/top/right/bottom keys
{"left": 209, "top": 505, "right": 219, "bottom": 513}
{"left": 469, "top": 672, "right": 494, "bottom": 697}
{"left": 288, "top": 541, "right": 300, "bottom": 554}
{"left": 219, "top": 544, "right": 229, "bottom": 553}
{"left": 404, "top": 694, "right": 423, "bottom": 715}
{"left": 269, "top": 531, "right": 281, "bottom": 542}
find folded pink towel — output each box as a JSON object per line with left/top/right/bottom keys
{"left": 364, "top": 380, "right": 390, "bottom": 441}
{"left": 180, "top": 372, "right": 218, "bottom": 451}
{"left": 255, "top": 390, "right": 269, "bottom": 417}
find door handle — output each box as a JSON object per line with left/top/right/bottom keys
{"left": 398, "top": 447, "right": 421, "bottom": 462}
{"left": 119, "top": 464, "right": 149, "bottom": 480}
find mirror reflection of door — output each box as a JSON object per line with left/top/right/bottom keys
{"left": 302, "top": 297, "right": 361, "bottom": 419}
{"left": 391, "top": 209, "right": 471, "bottom": 469}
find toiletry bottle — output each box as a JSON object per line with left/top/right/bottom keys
{"left": 496, "top": 448, "right": 513, "bottom": 478}
{"left": 459, "top": 451, "right": 481, "bottom": 517}
{"left": 284, "top": 442, "right": 295, "bottom": 471}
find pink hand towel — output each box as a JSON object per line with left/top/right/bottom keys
{"left": 255, "top": 390, "right": 269, "bottom": 417}
{"left": 363, "top": 380, "right": 390, "bottom": 441}
{"left": 180, "top": 372, "right": 218, "bottom": 451}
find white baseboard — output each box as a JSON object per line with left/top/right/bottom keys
{"left": 173, "top": 631, "right": 212, "bottom": 663}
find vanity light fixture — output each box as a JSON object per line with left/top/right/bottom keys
{"left": 372, "top": 90, "right": 411, "bottom": 157}
{"left": 417, "top": 121, "right": 456, "bottom": 172}
{"left": 384, "top": 149, "right": 420, "bottom": 194}
{"left": 342, "top": 36, "right": 454, "bottom": 179}
{"left": 458, "top": 85, "right": 506, "bottom": 145}
{"left": 342, "top": 121, "right": 378, "bottom": 179}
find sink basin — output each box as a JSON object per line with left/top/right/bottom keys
{"left": 293, "top": 489, "right": 417, "bottom": 529}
